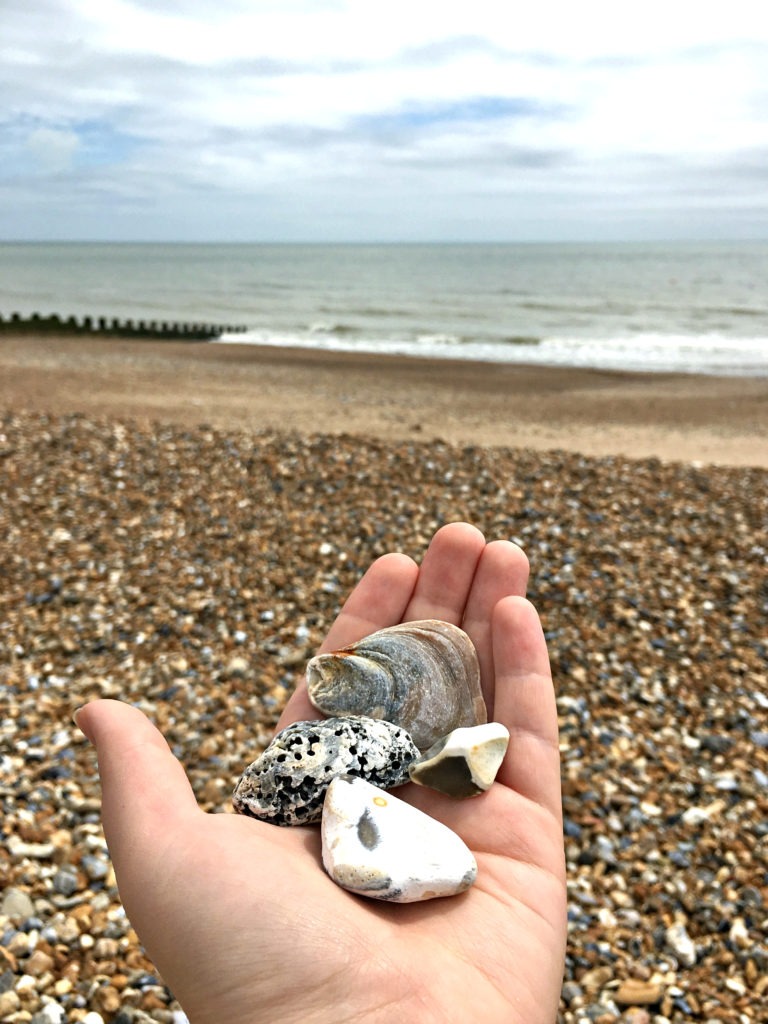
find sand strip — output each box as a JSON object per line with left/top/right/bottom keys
{"left": 1, "top": 334, "right": 766, "bottom": 466}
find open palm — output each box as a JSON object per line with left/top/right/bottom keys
{"left": 77, "top": 523, "right": 566, "bottom": 1024}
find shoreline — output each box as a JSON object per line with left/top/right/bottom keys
{"left": 1, "top": 333, "right": 766, "bottom": 466}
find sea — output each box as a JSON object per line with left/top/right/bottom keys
{"left": 1, "top": 241, "right": 767, "bottom": 376}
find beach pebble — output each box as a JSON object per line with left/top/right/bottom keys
{"left": 665, "top": 922, "right": 697, "bottom": 967}
{"left": 0, "top": 991, "right": 21, "bottom": 1017}
{"left": 321, "top": 776, "right": 477, "bottom": 902}
{"left": 52, "top": 866, "right": 80, "bottom": 896}
{"left": 680, "top": 800, "right": 726, "bottom": 827}
{"left": 5, "top": 929, "right": 31, "bottom": 957}
{"left": 614, "top": 979, "right": 664, "bottom": 1006}
{"left": 25, "top": 950, "right": 54, "bottom": 977}
{"left": 81, "top": 854, "right": 110, "bottom": 881}
{"left": 1, "top": 888, "right": 35, "bottom": 920}
{"left": 408, "top": 722, "right": 509, "bottom": 797}
{"left": 621, "top": 1010, "right": 651, "bottom": 1024}
{"left": 7, "top": 837, "right": 55, "bottom": 860}
{"left": 233, "top": 716, "right": 419, "bottom": 825}
{"left": 30, "top": 1006, "right": 66, "bottom": 1024}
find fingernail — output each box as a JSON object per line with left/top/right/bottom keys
{"left": 72, "top": 705, "right": 89, "bottom": 738}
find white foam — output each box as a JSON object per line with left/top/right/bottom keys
{"left": 216, "top": 328, "right": 768, "bottom": 376}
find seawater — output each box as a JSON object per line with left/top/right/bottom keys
{"left": 1, "top": 241, "right": 767, "bottom": 376}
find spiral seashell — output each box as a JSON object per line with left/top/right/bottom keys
{"left": 306, "top": 619, "right": 486, "bottom": 750}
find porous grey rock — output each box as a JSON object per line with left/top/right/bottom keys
{"left": 233, "top": 715, "right": 419, "bottom": 826}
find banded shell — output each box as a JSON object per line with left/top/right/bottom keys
{"left": 306, "top": 619, "right": 486, "bottom": 750}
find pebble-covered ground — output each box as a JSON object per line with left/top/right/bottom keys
{"left": 1, "top": 410, "right": 766, "bottom": 1024}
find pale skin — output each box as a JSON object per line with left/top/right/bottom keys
{"left": 76, "top": 522, "right": 567, "bottom": 1024}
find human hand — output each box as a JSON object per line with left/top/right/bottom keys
{"left": 76, "top": 522, "right": 566, "bottom": 1024}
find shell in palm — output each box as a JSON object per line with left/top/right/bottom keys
{"left": 306, "top": 619, "right": 486, "bottom": 750}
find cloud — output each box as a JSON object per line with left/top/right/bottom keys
{"left": 24, "top": 127, "right": 80, "bottom": 174}
{"left": 1, "top": 0, "right": 768, "bottom": 239}
{"left": 352, "top": 96, "right": 560, "bottom": 134}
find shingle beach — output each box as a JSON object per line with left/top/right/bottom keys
{"left": 1, "top": 338, "right": 767, "bottom": 1024}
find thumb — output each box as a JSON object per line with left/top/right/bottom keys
{"left": 75, "top": 699, "right": 199, "bottom": 886}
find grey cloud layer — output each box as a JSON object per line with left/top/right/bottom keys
{"left": 2, "top": 2, "right": 767, "bottom": 240}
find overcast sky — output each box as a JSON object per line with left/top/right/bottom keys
{"left": 3, "top": 0, "right": 768, "bottom": 242}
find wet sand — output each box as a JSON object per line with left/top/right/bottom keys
{"left": 1, "top": 333, "right": 766, "bottom": 466}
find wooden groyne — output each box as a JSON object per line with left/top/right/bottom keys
{"left": 0, "top": 312, "right": 248, "bottom": 341}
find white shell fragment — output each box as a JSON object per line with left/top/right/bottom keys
{"left": 408, "top": 723, "right": 510, "bottom": 798}
{"left": 306, "top": 619, "right": 486, "bottom": 750}
{"left": 321, "top": 776, "right": 477, "bottom": 902}
{"left": 233, "top": 716, "right": 419, "bottom": 826}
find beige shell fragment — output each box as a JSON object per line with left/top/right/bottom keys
{"left": 306, "top": 619, "right": 486, "bottom": 750}
{"left": 409, "top": 722, "right": 510, "bottom": 798}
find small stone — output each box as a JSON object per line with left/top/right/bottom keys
{"left": 92, "top": 984, "right": 121, "bottom": 1015}
{"left": 408, "top": 722, "right": 509, "bottom": 797}
{"left": 614, "top": 979, "right": 664, "bottom": 1005}
{"left": 25, "top": 949, "right": 54, "bottom": 977}
{"left": 81, "top": 854, "right": 110, "bottom": 880}
{"left": 724, "top": 977, "right": 746, "bottom": 996}
{"left": 233, "top": 716, "right": 419, "bottom": 826}
{"left": 1, "top": 888, "right": 35, "bottom": 920}
{"left": 50, "top": 829, "right": 73, "bottom": 865}
{"left": 52, "top": 866, "right": 80, "bottom": 897}
{"left": 681, "top": 800, "right": 726, "bottom": 826}
{"left": 0, "top": 991, "right": 21, "bottom": 1017}
{"left": 665, "top": 923, "right": 697, "bottom": 967}
{"left": 598, "top": 906, "right": 618, "bottom": 928}
{"left": 15, "top": 972, "right": 37, "bottom": 995}
{"left": 50, "top": 915, "right": 80, "bottom": 944}
{"left": 728, "top": 917, "right": 750, "bottom": 948}
{"left": 225, "top": 655, "right": 250, "bottom": 679}
{"left": 7, "top": 836, "right": 55, "bottom": 860}
{"left": 561, "top": 981, "right": 584, "bottom": 1005}
{"left": 621, "top": 1010, "right": 651, "bottom": 1024}
{"left": 6, "top": 930, "right": 31, "bottom": 957}
{"left": 92, "top": 937, "right": 120, "bottom": 960}
{"left": 321, "top": 775, "right": 477, "bottom": 902}
{"left": 30, "top": 1004, "right": 66, "bottom": 1024}
{"left": 580, "top": 966, "right": 614, "bottom": 993}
